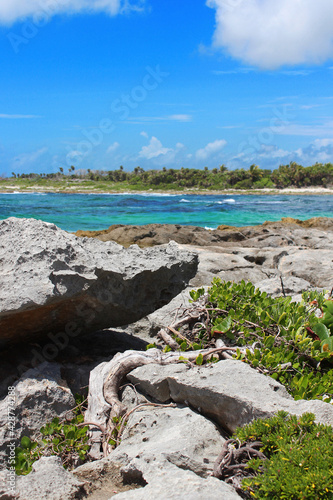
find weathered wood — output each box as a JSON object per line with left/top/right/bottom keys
{"left": 85, "top": 347, "right": 239, "bottom": 459}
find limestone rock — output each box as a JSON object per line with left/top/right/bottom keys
{"left": 75, "top": 217, "right": 333, "bottom": 250}
{"left": 0, "top": 363, "right": 74, "bottom": 469}
{"left": 255, "top": 275, "right": 312, "bottom": 297}
{"left": 109, "top": 405, "right": 225, "bottom": 477}
{"left": 15, "top": 456, "right": 87, "bottom": 500}
{"left": 278, "top": 249, "right": 333, "bottom": 288}
{"left": 127, "top": 360, "right": 333, "bottom": 432}
{"left": 0, "top": 218, "right": 198, "bottom": 346}
{"left": 75, "top": 223, "right": 243, "bottom": 247}
{"left": 120, "top": 286, "right": 199, "bottom": 341}
{"left": 112, "top": 460, "right": 242, "bottom": 499}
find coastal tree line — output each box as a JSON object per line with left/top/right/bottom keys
{"left": 7, "top": 161, "right": 333, "bottom": 190}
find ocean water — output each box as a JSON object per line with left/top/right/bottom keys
{"left": 0, "top": 192, "right": 332, "bottom": 232}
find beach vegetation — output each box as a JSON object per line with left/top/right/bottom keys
{"left": 15, "top": 395, "right": 89, "bottom": 476}
{"left": 2, "top": 161, "right": 333, "bottom": 192}
{"left": 232, "top": 411, "right": 333, "bottom": 499}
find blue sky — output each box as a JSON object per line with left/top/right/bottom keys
{"left": 1, "top": 0, "right": 333, "bottom": 176}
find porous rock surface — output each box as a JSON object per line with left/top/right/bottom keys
{"left": 112, "top": 460, "right": 242, "bottom": 499}
{"left": 75, "top": 217, "right": 333, "bottom": 249}
{"left": 0, "top": 362, "right": 74, "bottom": 468}
{"left": 0, "top": 217, "right": 198, "bottom": 346}
{"left": 75, "top": 217, "right": 333, "bottom": 290}
{"left": 15, "top": 456, "right": 87, "bottom": 500}
{"left": 128, "top": 360, "right": 333, "bottom": 432}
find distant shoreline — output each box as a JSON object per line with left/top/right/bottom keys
{"left": 1, "top": 186, "right": 333, "bottom": 196}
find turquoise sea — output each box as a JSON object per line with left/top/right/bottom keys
{"left": 0, "top": 192, "right": 332, "bottom": 232}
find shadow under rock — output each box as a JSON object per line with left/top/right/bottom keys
{"left": 0, "top": 329, "right": 149, "bottom": 399}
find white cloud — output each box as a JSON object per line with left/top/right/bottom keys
{"left": 0, "top": 0, "right": 145, "bottom": 25}
{"left": 196, "top": 139, "right": 227, "bottom": 161}
{"left": 275, "top": 121, "right": 333, "bottom": 137}
{"left": 106, "top": 141, "right": 120, "bottom": 154}
{"left": 140, "top": 131, "right": 148, "bottom": 138}
{"left": 168, "top": 114, "right": 192, "bottom": 122}
{"left": 139, "top": 136, "right": 172, "bottom": 160}
{"left": 0, "top": 113, "right": 41, "bottom": 119}
{"left": 295, "top": 138, "right": 333, "bottom": 163}
{"left": 207, "top": 0, "right": 333, "bottom": 69}
{"left": 12, "top": 147, "right": 48, "bottom": 169}
{"left": 128, "top": 114, "right": 192, "bottom": 124}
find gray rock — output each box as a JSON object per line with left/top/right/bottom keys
{"left": 0, "top": 363, "right": 74, "bottom": 469}
{"left": 109, "top": 405, "right": 225, "bottom": 477}
{"left": 255, "top": 275, "right": 312, "bottom": 296}
{"left": 127, "top": 360, "right": 333, "bottom": 432}
{"left": 121, "top": 287, "right": 200, "bottom": 341}
{"left": 279, "top": 249, "right": 333, "bottom": 288}
{"left": 102, "top": 403, "right": 240, "bottom": 499}
{"left": 15, "top": 456, "right": 87, "bottom": 500}
{"left": 112, "top": 460, "right": 242, "bottom": 499}
{"left": 0, "top": 217, "right": 198, "bottom": 346}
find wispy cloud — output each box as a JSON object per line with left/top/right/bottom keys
{"left": 106, "top": 142, "right": 120, "bottom": 154}
{"left": 0, "top": 0, "right": 145, "bottom": 25}
{"left": 212, "top": 68, "right": 254, "bottom": 75}
{"left": 280, "top": 70, "right": 313, "bottom": 76}
{"left": 0, "top": 114, "right": 41, "bottom": 119}
{"left": 127, "top": 114, "right": 192, "bottom": 124}
{"left": 12, "top": 147, "right": 48, "bottom": 170}
{"left": 275, "top": 121, "right": 333, "bottom": 137}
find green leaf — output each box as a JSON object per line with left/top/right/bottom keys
{"left": 313, "top": 323, "right": 331, "bottom": 341}
{"left": 146, "top": 343, "right": 157, "bottom": 350}
{"left": 195, "top": 353, "right": 204, "bottom": 366}
{"left": 219, "top": 316, "right": 233, "bottom": 333}
{"left": 321, "top": 337, "right": 333, "bottom": 353}
{"left": 180, "top": 341, "right": 188, "bottom": 351}
{"left": 20, "top": 436, "right": 32, "bottom": 450}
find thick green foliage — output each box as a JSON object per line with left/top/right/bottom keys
{"left": 234, "top": 411, "right": 333, "bottom": 499}
{"left": 196, "top": 279, "right": 333, "bottom": 401}
{"left": 15, "top": 396, "right": 89, "bottom": 475}
{"left": 2, "top": 160, "right": 333, "bottom": 190}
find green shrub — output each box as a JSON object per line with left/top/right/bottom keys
{"left": 201, "top": 279, "right": 333, "bottom": 401}
{"left": 15, "top": 395, "right": 89, "bottom": 475}
{"left": 233, "top": 411, "right": 333, "bottom": 499}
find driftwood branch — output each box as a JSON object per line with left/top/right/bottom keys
{"left": 213, "top": 439, "right": 266, "bottom": 494}
{"left": 85, "top": 346, "right": 244, "bottom": 460}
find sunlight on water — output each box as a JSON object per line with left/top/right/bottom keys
{"left": 0, "top": 193, "right": 332, "bottom": 232}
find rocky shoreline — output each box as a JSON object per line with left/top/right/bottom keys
{"left": 0, "top": 216, "right": 332, "bottom": 499}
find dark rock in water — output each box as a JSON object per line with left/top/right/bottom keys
{"left": 75, "top": 217, "right": 333, "bottom": 249}
{"left": 0, "top": 218, "right": 198, "bottom": 347}
{"left": 75, "top": 223, "right": 247, "bottom": 247}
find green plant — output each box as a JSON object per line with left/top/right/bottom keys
{"left": 15, "top": 395, "right": 89, "bottom": 476}
{"left": 186, "top": 279, "right": 333, "bottom": 401}
{"left": 233, "top": 411, "right": 333, "bottom": 499}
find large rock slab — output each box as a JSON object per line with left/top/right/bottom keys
{"left": 0, "top": 218, "right": 198, "bottom": 346}
{"left": 127, "top": 360, "right": 333, "bottom": 432}
{"left": 99, "top": 404, "right": 241, "bottom": 499}
{"left": 0, "top": 363, "right": 74, "bottom": 469}
{"left": 112, "top": 460, "right": 242, "bottom": 499}
{"left": 109, "top": 405, "right": 225, "bottom": 477}
{"left": 279, "top": 249, "right": 333, "bottom": 288}
{"left": 14, "top": 456, "right": 87, "bottom": 500}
